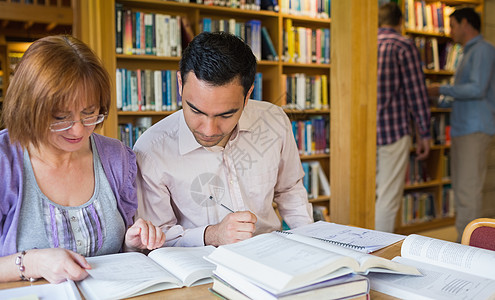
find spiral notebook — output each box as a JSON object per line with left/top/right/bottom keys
{"left": 285, "top": 221, "right": 406, "bottom": 253}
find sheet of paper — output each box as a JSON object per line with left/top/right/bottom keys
{"left": 369, "top": 256, "right": 495, "bottom": 300}
{"left": 86, "top": 252, "right": 174, "bottom": 281}
{"left": 288, "top": 221, "right": 405, "bottom": 253}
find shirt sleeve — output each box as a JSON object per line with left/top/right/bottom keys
{"left": 134, "top": 150, "right": 206, "bottom": 247}
{"left": 440, "top": 43, "right": 495, "bottom": 100}
{"left": 272, "top": 111, "right": 314, "bottom": 229}
{"left": 400, "top": 43, "right": 431, "bottom": 139}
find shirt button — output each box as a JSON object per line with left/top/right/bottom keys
{"left": 76, "top": 227, "right": 81, "bottom": 232}
{"left": 77, "top": 240, "right": 82, "bottom": 246}
{"left": 71, "top": 216, "right": 77, "bottom": 222}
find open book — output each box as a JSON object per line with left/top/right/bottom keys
{"left": 369, "top": 234, "right": 495, "bottom": 300}
{"left": 77, "top": 246, "right": 215, "bottom": 300}
{"left": 206, "top": 231, "right": 420, "bottom": 294}
{"left": 288, "top": 221, "right": 406, "bottom": 253}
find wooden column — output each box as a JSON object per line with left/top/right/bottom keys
{"left": 73, "top": 0, "right": 118, "bottom": 138}
{"left": 330, "top": 0, "right": 377, "bottom": 228}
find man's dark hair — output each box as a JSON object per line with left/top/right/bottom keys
{"left": 450, "top": 7, "right": 481, "bottom": 32}
{"left": 179, "top": 31, "right": 257, "bottom": 98}
{"left": 378, "top": 2, "right": 403, "bottom": 27}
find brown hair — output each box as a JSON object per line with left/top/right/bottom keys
{"left": 379, "top": 2, "right": 403, "bottom": 27}
{"left": 2, "top": 35, "right": 110, "bottom": 148}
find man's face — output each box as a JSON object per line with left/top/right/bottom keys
{"left": 450, "top": 17, "right": 464, "bottom": 45}
{"left": 178, "top": 71, "right": 253, "bottom": 148}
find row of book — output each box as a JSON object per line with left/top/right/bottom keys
{"left": 199, "top": 18, "right": 262, "bottom": 61}
{"left": 116, "top": 67, "right": 264, "bottom": 112}
{"left": 118, "top": 117, "right": 152, "bottom": 148}
{"left": 413, "top": 37, "right": 463, "bottom": 72}
{"left": 302, "top": 160, "right": 330, "bottom": 200}
{"left": 282, "top": 73, "right": 329, "bottom": 110}
{"left": 401, "top": 192, "right": 435, "bottom": 225}
{"left": 283, "top": 19, "right": 330, "bottom": 64}
{"left": 430, "top": 113, "right": 451, "bottom": 146}
{"left": 116, "top": 68, "right": 181, "bottom": 112}
{"left": 404, "top": 0, "right": 455, "bottom": 34}
{"left": 170, "top": 0, "right": 266, "bottom": 11}
{"left": 405, "top": 153, "right": 431, "bottom": 186}
{"left": 115, "top": 5, "right": 184, "bottom": 56}
{"left": 291, "top": 117, "right": 329, "bottom": 156}
{"left": 280, "top": 0, "right": 330, "bottom": 19}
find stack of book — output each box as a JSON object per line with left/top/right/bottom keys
{"left": 206, "top": 222, "right": 418, "bottom": 299}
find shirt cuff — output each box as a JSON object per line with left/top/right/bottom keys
{"left": 439, "top": 85, "right": 451, "bottom": 96}
{"left": 181, "top": 226, "right": 209, "bottom": 247}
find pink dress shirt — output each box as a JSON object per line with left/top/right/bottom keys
{"left": 134, "top": 100, "right": 313, "bottom": 246}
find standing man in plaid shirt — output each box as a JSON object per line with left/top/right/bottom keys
{"left": 375, "top": 3, "right": 431, "bottom": 232}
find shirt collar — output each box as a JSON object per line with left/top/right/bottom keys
{"left": 178, "top": 110, "right": 202, "bottom": 155}
{"left": 463, "top": 35, "right": 482, "bottom": 52}
{"left": 378, "top": 27, "right": 399, "bottom": 35}
{"left": 237, "top": 100, "right": 255, "bottom": 132}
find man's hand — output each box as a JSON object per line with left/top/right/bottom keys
{"left": 416, "top": 137, "right": 430, "bottom": 160}
{"left": 204, "top": 211, "right": 257, "bottom": 246}
{"left": 427, "top": 83, "right": 441, "bottom": 97}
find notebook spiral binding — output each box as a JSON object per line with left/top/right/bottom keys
{"left": 277, "top": 230, "right": 366, "bottom": 251}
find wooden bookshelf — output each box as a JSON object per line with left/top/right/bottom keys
{"left": 82, "top": 0, "right": 332, "bottom": 221}
{"left": 395, "top": 0, "right": 484, "bottom": 234}
{"left": 0, "top": 0, "right": 74, "bottom": 129}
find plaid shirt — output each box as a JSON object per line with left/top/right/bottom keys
{"left": 377, "top": 27, "right": 431, "bottom": 146}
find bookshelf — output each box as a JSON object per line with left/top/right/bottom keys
{"left": 92, "top": 0, "right": 332, "bottom": 221}
{"left": 395, "top": 0, "right": 484, "bottom": 234}
{"left": 0, "top": 0, "right": 74, "bottom": 129}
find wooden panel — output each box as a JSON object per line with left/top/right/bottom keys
{"left": 0, "top": 2, "right": 72, "bottom": 25}
{"left": 330, "top": 0, "right": 377, "bottom": 229}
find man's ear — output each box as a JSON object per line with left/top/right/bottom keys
{"left": 177, "top": 71, "right": 183, "bottom": 96}
{"left": 244, "top": 85, "right": 254, "bottom": 107}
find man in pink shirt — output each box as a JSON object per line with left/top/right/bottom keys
{"left": 134, "top": 32, "right": 313, "bottom": 247}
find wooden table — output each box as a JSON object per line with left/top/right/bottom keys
{"left": 0, "top": 241, "right": 402, "bottom": 299}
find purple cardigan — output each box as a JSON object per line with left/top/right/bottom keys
{"left": 0, "top": 130, "right": 138, "bottom": 256}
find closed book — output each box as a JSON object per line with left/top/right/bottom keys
{"left": 261, "top": 26, "right": 278, "bottom": 61}
{"left": 211, "top": 272, "right": 369, "bottom": 300}
{"left": 115, "top": 3, "right": 123, "bottom": 54}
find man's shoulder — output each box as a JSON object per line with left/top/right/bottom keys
{"left": 133, "top": 110, "right": 181, "bottom": 152}
{"left": 378, "top": 32, "right": 414, "bottom": 48}
{"left": 245, "top": 100, "right": 284, "bottom": 116}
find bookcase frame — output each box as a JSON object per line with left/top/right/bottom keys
{"left": 396, "top": 0, "right": 485, "bottom": 234}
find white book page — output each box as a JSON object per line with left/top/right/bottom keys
{"left": 85, "top": 252, "right": 176, "bottom": 282}
{"left": 78, "top": 277, "right": 180, "bottom": 300}
{"left": 148, "top": 246, "right": 216, "bottom": 286}
{"left": 369, "top": 256, "right": 495, "bottom": 300}
{"left": 401, "top": 234, "right": 495, "bottom": 280}
{"left": 288, "top": 221, "right": 405, "bottom": 253}
{"left": 279, "top": 231, "right": 420, "bottom": 275}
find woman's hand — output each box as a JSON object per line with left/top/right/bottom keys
{"left": 124, "top": 218, "right": 166, "bottom": 251}
{"left": 25, "top": 248, "right": 90, "bottom": 283}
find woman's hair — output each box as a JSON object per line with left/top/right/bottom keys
{"left": 2, "top": 35, "right": 111, "bottom": 148}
